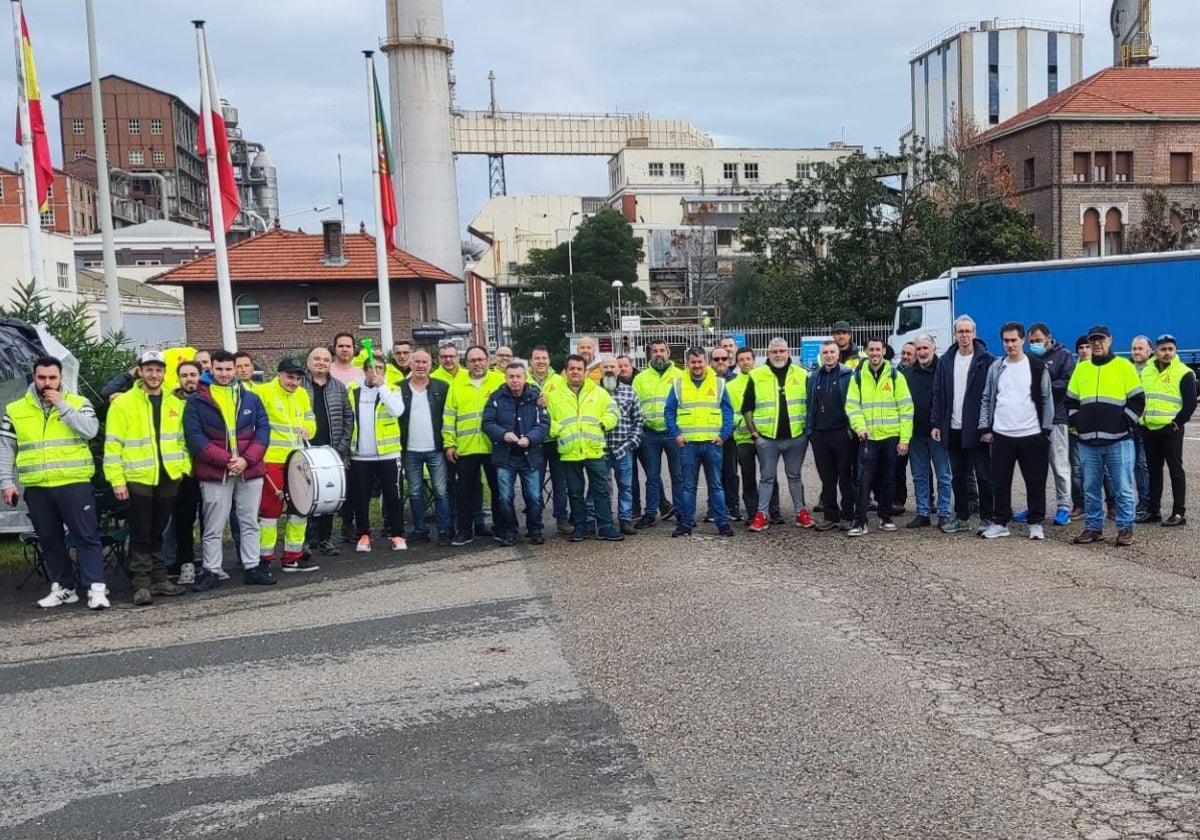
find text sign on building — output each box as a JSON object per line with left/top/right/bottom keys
{"left": 411, "top": 327, "right": 447, "bottom": 343}
{"left": 620, "top": 315, "right": 642, "bottom": 332}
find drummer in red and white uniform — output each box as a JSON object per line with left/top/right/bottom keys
{"left": 348, "top": 354, "right": 408, "bottom": 552}
{"left": 258, "top": 357, "right": 319, "bottom": 572}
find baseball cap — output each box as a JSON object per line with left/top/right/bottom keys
{"left": 1086, "top": 324, "right": 1111, "bottom": 339}
{"left": 831, "top": 320, "right": 852, "bottom": 332}
{"left": 276, "top": 357, "right": 305, "bottom": 374}
{"left": 1156, "top": 333, "right": 1177, "bottom": 346}
{"left": 138, "top": 350, "right": 166, "bottom": 366}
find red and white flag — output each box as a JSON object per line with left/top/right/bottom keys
{"left": 196, "top": 28, "right": 240, "bottom": 233}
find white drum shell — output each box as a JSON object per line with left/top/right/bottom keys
{"left": 285, "top": 446, "right": 346, "bottom": 517}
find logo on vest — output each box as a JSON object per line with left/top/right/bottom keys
{"left": 881, "top": 382, "right": 892, "bottom": 392}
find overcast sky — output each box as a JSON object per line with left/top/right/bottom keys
{"left": 3, "top": 0, "right": 1196, "bottom": 239}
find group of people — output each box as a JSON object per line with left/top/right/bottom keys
{"left": 3, "top": 318, "right": 1193, "bottom": 612}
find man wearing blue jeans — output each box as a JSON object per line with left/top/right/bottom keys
{"left": 600, "top": 356, "right": 642, "bottom": 535}
{"left": 1066, "top": 325, "right": 1145, "bottom": 547}
{"left": 664, "top": 347, "right": 735, "bottom": 538}
{"left": 634, "top": 340, "right": 682, "bottom": 529}
{"left": 399, "top": 350, "right": 452, "bottom": 545}
{"left": 905, "top": 336, "right": 952, "bottom": 527}
{"left": 483, "top": 362, "right": 550, "bottom": 546}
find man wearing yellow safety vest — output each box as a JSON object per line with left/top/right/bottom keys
{"left": 548, "top": 353, "right": 622, "bottom": 541}
{"left": 743, "top": 338, "right": 812, "bottom": 533}
{"left": 1066, "top": 324, "right": 1146, "bottom": 546}
{"left": 234, "top": 351, "right": 258, "bottom": 392}
{"left": 1140, "top": 333, "right": 1195, "bottom": 528}
{"left": 349, "top": 354, "right": 408, "bottom": 551}
{"left": 257, "top": 357, "right": 319, "bottom": 572}
{"left": 633, "top": 339, "right": 682, "bottom": 529}
{"left": 104, "top": 350, "right": 189, "bottom": 605}
{"left": 846, "top": 337, "right": 914, "bottom": 537}
{"left": 729, "top": 346, "right": 781, "bottom": 525}
{"left": 0, "top": 355, "right": 107, "bottom": 610}
{"left": 445, "top": 346, "right": 505, "bottom": 546}
{"left": 710, "top": 348, "right": 743, "bottom": 522}
{"left": 432, "top": 343, "right": 468, "bottom": 386}
{"left": 529, "top": 344, "right": 571, "bottom": 532}
{"left": 387, "top": 339, "right": 412, "bottom": 388}
{"left": 664, "top": 347, "right": 735, "bottom": 538}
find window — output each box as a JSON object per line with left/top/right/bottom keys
{"left": 235, "top": 294, "right": 260, "bottom": 328}
{"left": 1105, "top": 208, "right": 1124, "bottom": 256}
{"left": 46, "top": 183, "right": 53, "bottom": 199}
{"left": 723, "top": 162, "right": 738, "bottom": 180}
{"left": 897, "top": 304, "right": 923, "bottom": 335}
{"left": 716, "top": 229, "right": 734, "bottom": 247}
{"left": 647, "top": 162, "right": 664, "bottom": 177}
{"left": 150, "top": 118, "right": 163, "bottom": 135}
{"left": 39, "top": 208, "right": 55, "bottom": 227}
{"left": 743, "top": 163, "right": 759, "bottom": 180}
{"left": 102, "top": 119, "right": 108, "bottom": 135}
{"left": 1093, "top": 151, "right": 1111, "bottom": 183}
{"left": 55, "top": 262, "right": 69, "bottom": 290}
{"left": 1073, "top": 152, "right": 1090, "bottom": 182}
{"left": 1048, "top": 33, "right": 1059, "bottom": 95}
{"left": 72, "top": 118, "right": 85, "bottom": 135}
{"left": 669, "top": 162, "right": 684, "bottom": 178}
{"left": 1170, "top": 152, "right": 1193, "bottom": 184}
{"left": 128, "top": 118, "right": 140, "bottom": 135}
{"left": 306, "top": 297, "right": 321, "bottom": 321}
{"left": 987, "top": 30, "right": 1000, "bottom": 125}
{"left": 134, "top": 259, "right": 162, "bottom": 266}
{"left": 152, "top": 149, "right": 165, "bottom": 165}
{"left": 1023, "top": 158, "right": 1035, "bottom": 189}
{"left": 75, "top": 149, "right": 87, "bottom": 159}
{"left": 0, "top": 181, "right": 3, "bottom": 199}
{"left": 1082, "top": 208, "right": 1101, "bottom": 257}
{"left": 1114, "top": 151, "right": 1132, "bottom": 182}
{"left": 796, "top": 162, "right": 812, "bottom": 180}
{"left": 362, "top": 291, "right": 381, "bottom": 326}
{"left": 129, "top": 150, "right": 144, "bottom": 166}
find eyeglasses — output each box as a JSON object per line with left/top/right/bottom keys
{"left": 711, "top": 355, "right": 728, "bottom": 361}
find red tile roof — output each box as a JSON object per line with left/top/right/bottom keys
{"left": 148, "top": 228, "right": 460, "bottom": 285}
{"left": 979, "top": 67, "right": 1200, "bottom": 141}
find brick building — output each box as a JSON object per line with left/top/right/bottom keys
{"left": 148, "top": 221, "right": 459, "bottom": 367}
{"left": 0, "top": 166, "right": 98, "bottom": 235}
{"left": 975, "top": 67, "right": 1200, "bottom": 259}
{"left": 53, "top": 75, "right": 207, "bottom": 226}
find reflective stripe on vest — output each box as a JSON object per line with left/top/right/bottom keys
{"left": 633, "top": 366, "right": 679, "bottom": 431}
{"left": 749, "top": 364, "right": 807, "bottom": 438}
{"left": 262, "top": 379, "right": 316, "bottom": 463}
{"left": 548, "top": 381, "right": 615, "bottom": 461}
{"left": 102, "top": 387, "right": 190, "bottom": 486}
{"left": 348, "top": 384, "right": 402, "bottom": 456}
{"left": 9, "top": 392, "right": 94, "bottom": 488}
{"left": 1141, "top": 357, "right": 1189, "bottom": 430}
{"left": 674, "top": 370, "right": 726, "bottom": 442}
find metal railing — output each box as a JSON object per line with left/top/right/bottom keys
{"left": 909, "top": 18, "right": 1084, "bottom": 61}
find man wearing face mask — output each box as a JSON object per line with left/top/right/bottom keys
{"left": 600, "top": 355, "right": 643, "bottom": 535}
{"left": 1017, "top": 323, "right": 1075, "bottom": 527}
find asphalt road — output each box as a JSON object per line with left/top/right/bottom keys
{"left": 3, "top": 436, "right": 1200, "bottom": 839}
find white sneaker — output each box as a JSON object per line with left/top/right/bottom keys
{"left": 356, "top": 535, "right": 371, "bottom": 553}
{"left": 213, "top": 568, "right": 231, "bottom": 581}
{"left": 848, "top": 523, "right": 868, "bottom": 537}
{"left": 391, "top": 537, "right": 408, "bottom": 551}
{"left": 176, "top": 562, "right": 196, "bottom": 585}
{"left": 981, "top": 524, "right": 1010, "bottom": 539}
{"left": 1029, "top": 524, "right": 1045, "bottom": 540}
{"left": 37, "top": 582, "right": 79, "bottom": 608}
{"left": 880, "top": 521, "right": 897, "bottom": 532}
{"left": 87, "top": 583, "right": 110, "bottom": 610}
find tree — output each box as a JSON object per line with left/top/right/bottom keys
{"left": 511, "top": 210, "right": 646, "bottom": 354}
{"left": 1127, "top": 190, "right": 1200, "bottom": 253}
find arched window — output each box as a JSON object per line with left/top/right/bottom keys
{"left": 235, "top": 293, "right": 260, "bottom": 328}
{"left": 1105, "top": 208, "right": 1124, "bottom": 256}
{"left": 362, "top": 291, "right": 381, "bottom": 326}
{"left": 1082, "top": 208, "right": 1101, "bottom": 258}
{"left": 306, "top": 297, "right": 320, "bottom": 321}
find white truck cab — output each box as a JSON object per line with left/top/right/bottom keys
{"left": 890, "top": 274, "right": 952, "bottom": 357}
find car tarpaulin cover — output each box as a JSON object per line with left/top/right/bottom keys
{"left": 0, "top": 318, "right": 80, "bottom": 408}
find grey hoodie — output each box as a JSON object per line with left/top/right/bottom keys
{"left": 0, "top": 384, "right": 99, "bottom": 489}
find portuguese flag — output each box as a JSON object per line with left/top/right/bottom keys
{"left": 372, "top": 65, "right": 398, "bottom": 252}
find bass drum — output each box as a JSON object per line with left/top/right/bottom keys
{"left": 285, "top": 446, "right": 346, "bottom": 517}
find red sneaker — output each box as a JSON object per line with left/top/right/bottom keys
{"left": 796, "top": 508, "right": 814, "bottom": 528}
{"left": 749, "top": 511, "right": 770, "bottom": 532}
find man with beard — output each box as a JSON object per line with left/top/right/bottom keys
{"left": 445, "top": 346, "right": 504, "bottom": 546}
{"left": 528, "top": 345, "right": 570, "bottom": 533}
{"left": 172, "top": 360, "right": 204, "bottom": 585}
{"left": 330, "top": 332, "right": 365, "bottom": 386}
{"left": 633, "top": 340, "right": 682, "bottom": 528}
{"left": 846, "top": 338, "right": 913, "bottom": 536}
{"left": 744, "top": 338, "right": 812, "bottom": 532}
{"left": 482, "top": 362, "right": 550, "bottom": 546}
{"left": 805, "top": 341, "right": 855, "bottom": 531}
{"left": 709, "top": 346, "right": 742, "bottom": 521}
{"left": 832, "top": 321, "right": 866, "bottom": 370}
{"left": 575, "top": 336, "right": 604, "bottom": 383}
{"left": 665, "top": 347, "right": 734, "bottom": 538}
{"left": 904, "top": 336, "right": 952, "bottom": 529}
{"left": 600, "top": 355, "right": 642, "bottom": 535}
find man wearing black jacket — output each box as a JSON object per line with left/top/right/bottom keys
{"left": 398, "top": 349, "right": 452, "bottom": 545}
{"left": 931, "top": 316, "right": 995, "bottom": 534}
{"left": 303, "top": 347, "right": 354, "bottom": 556}
{"left": 905, "top": 336, "right": 952, "bottom": 528}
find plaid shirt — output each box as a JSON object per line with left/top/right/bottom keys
{"left": 605, "top": 382, "right": 643, "bottom": 458}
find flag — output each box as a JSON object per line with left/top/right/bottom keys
{"left": 196, "top": 29, "right": 240, "bottom": 233}
{"left": 372, "top": 65, "right": 398, "bottom": 252}
{"left": 14, "top": 8, "right": 54, "bottom": 212}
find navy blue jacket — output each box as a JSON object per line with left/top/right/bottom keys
{"left": 1038, "top": 340, "right": 1076, "bottom": 425}
{"left": 804, "top": 363, "right": 853, "bottom": 433}
{"left": 182, "top": 382, "right": 270, "bottom": 482}
{"left": 482, "top": 383, "right": 550, "bottom": 470}
{"left": 930, "top": 339, "right": 994, "bottom": 447}
{"left": 903, "top": 357, "right": 939, "bottom": 437}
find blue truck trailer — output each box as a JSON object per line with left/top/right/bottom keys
{"left": 889, "top": 250, "right": 1200, "bottom": 370}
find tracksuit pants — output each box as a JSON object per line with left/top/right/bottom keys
{"left": 25, "top": 483, "right": 105, "bottom": 589}
{"left": 990, "top": 432, "right": 1049, "bottom": 527}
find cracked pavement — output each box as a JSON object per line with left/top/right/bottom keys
{"left": 2, "top": 435, "right": 1199, "bottom": 838}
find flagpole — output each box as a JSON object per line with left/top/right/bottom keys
{"left": 365, "top": 51, "right": 393, "bottom": 352}
{"left": 194, "top": 21, "right": 236, "bottom": 351}
{"left": 11, "top": 0, "right": 45, "bottom": 296}
{"left": 84, "top": 0, "right": 122, "bottom": 333}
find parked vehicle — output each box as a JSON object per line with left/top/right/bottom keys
{"left": 890, "top": 250, "right": 1200, "bottom": 370}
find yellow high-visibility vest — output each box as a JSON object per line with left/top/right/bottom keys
{"left": 103, "top": 384, "right": 189, "bottom": 486}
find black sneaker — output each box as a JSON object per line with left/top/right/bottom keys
{"left": 528, "top": 533, "right": 545, "bottom": 545}
{"left": 598, "top": 529, "right": 624, "bottom": 542}
{"left": 671, "top": 526, "right": 691, "bottom": 537}
{"left": 496, "top": 535, "right": 516, "bottom": 547}
{"left": 315, "top": 539, "right": 340, "bottom": 556}
{"left": 1163, "top": 513, "right": 1186, "bottom": 527}
{"left": 474, "top": 523, "right": 494, "bottom": 538}
{"left": 814, "top": 520, "right": 838, "bottom": 532}
{"left": 718, "top": 525, "right": 734, "bottom": 537}
{"left": 1134, "top": 509, "right": 1152, "bottom": 524}
{"left": 408, "top": 532, "right": 432, "bottom": 544}
{"left": 437, "top": 533, "right": 453, "bottom": 547}
{"left": 838, "top": 520, "right": 854, "bottom": 531}
{"left": 282, "top": 557, "right": 320, "bottom": 573}
{"left": 244, "top": 565, "right": 277, "bottom": 586}
{"left": 192, "top": 570, "right": 220, "bottom": 592}
{"left": 634, "top": 515, "right": 657, "bottom": 529}
{"left": 569, "top": 529, "right": 586, "bottom": 542}
{"left": 769, "top": 514, "right": 786, "bottom": 525}
{"left": 906, "top": 515, "right": 931, "bottom": 529}
{"left": 450, "top": 532, "right": 474, "bottom": 547}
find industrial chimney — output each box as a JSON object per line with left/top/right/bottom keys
{"left": 381, "top": 0, "right": 466, "bottom": 325}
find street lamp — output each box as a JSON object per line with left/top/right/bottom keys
{"left": 544, "top": 210, "right": 582, "bottom": 334}
{"left": 246, "top": 203, "right": 332, "bottom": 234}
{"left": 611, "top": 280, "right": 623, "bottom": 328}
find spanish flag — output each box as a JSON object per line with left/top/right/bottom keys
{"left": 14, "top": 6, "right": 54, "bottom": 212}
